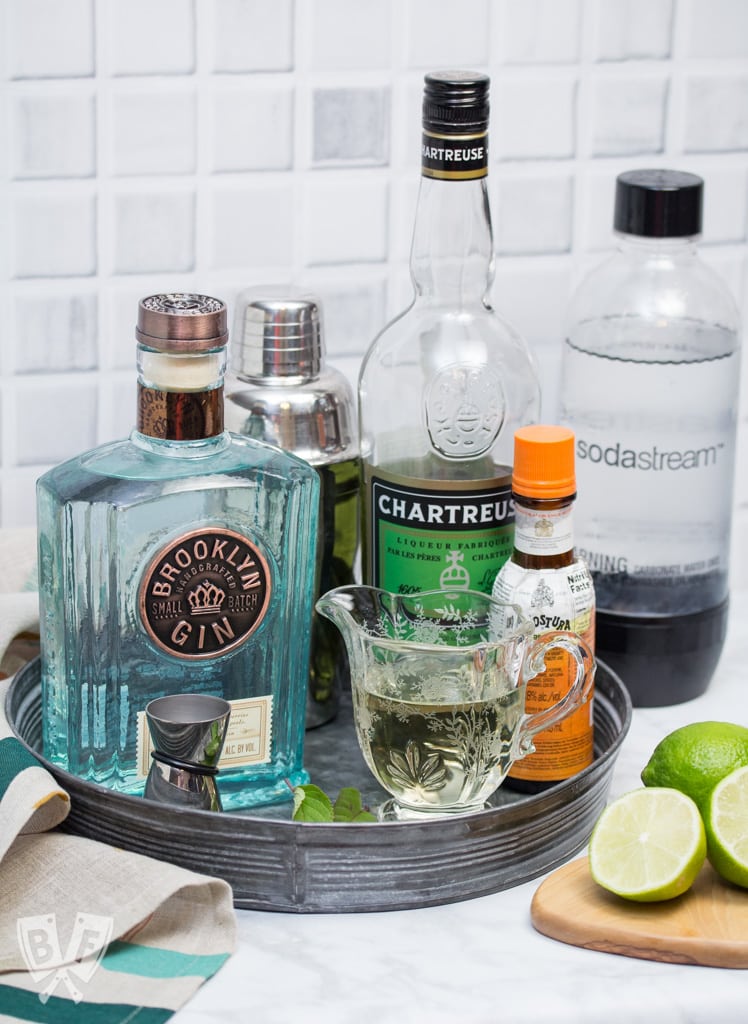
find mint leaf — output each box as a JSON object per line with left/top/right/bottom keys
{"left": 333, "top": 787, "right": 376, "bottom": 823}
{"left": 290, "top": 783, "right": 376, "bottom": 823}
{"left": 292, "top": 784, "right": 333, "bottom": 822}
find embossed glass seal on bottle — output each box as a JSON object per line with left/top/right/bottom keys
{"left": 225, "top": 290, "right": 359, "bottom": 729}
{"left": 36, "top": 293, "right": 320, "bottom": 810}
{"left": 358, "top": 70, "right": 541, "bottom": 596}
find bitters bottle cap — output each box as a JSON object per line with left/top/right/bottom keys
{"left": 512, "top": 425, "right": 576, "bottom": 499}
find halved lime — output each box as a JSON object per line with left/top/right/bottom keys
{"left": 589, "top": 787, "right": 706, "bottom": 902}
{"left": 705, "top": 765, "right": 748, "bottom": 889}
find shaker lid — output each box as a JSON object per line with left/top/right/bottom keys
{"left": 512, "top": 425, "right": 576, "bottom": 499}
{"left": 422, "top": 70, "right": 489, "bottom": 133}
{"left": 136, "top": 294, "right": 228, "bottom": 353}
{"left": 232, "top": 288, "right": 324, "bottom": 379}
{"left": 614, "top": 169, "right": 703, "bottom": 238}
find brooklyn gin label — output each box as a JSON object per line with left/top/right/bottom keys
{"left": 139, "top": 527, "right": 271, "bottom": 659}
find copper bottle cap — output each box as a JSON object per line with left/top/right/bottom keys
{"left": 136, "top": 294, "right": 229, "bottom": 354}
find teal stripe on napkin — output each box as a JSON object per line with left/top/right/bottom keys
{"left": 0, "top": 983, "right": 172, "bottom": 1024}
{"left": 0, "top": 736, "right": 39, "bottom": 797}
{"left": 102, "top": 940, "right": 230, "bottom": 980}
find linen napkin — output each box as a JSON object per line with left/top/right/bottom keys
{"left": 0, "top": 528, "right": 237, "bottom": 1023}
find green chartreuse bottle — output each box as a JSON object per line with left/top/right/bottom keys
{"left": 358, "top": 70, "right": 541, "bottom": 595}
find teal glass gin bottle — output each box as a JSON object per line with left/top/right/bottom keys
{"left": 37, "top": 293, "right": 319, "bottom": 810}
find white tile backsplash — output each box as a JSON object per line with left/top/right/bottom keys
{"left": 685, "top": 0, "right": 748, "bottom": 59}
{"left": 2, "top": 0, "right": 748, "bottom": 591}
{"left": 12, "top": 291, "right": 98, "bottom": 372}
{"left": 684, "top": 75, "right": 748, "bottom": 153}
{"left": 579, "top": 167, "right": 620, "bottom": 252}
{"left": 211, "top": 0, "right": 294, "bottom": 73}
{"left": 404, "top": 0, "right": 491, "bottom": 68}
{"left": 11, "top": 194, "right": 97, "bottom": 278}
{"left": 589, "top": 75, "right": 668, "bottom": 157}
{"left": 697, "top": 167, "right": 748, "bottom": 245}
{"left": 306, "top": 0, "right": 392, "bottom": 70}
{"left": 113, "top": 191, "right": 195, "bottom": 274}
{"left": 8, "top": 0, "right": 95, "bottom": 80}
{"left": 209, "top": 184, "right": 295, "bottom": 269}
{"left": 303, "top": 275, "right": 388, "bottom": 358}
{"left": 99, "top": 374, "right": 137, "bottom": 441}
{"left": 312, "top": 88, "right": 390, "bottom": 166}
{"left": 104, "top": 285, "right": 150, "bottom": 371}
{"left": 11, "top": 93, "right": 96, "bottom": 179}
{"left": 110, "top": 0, "right": 196, "bottom": 77}
{"left": 494, "top": 173, "right": 573, "bottom": 255}
{"left": 497, "top": 0, "right": 581, "bottom": 66}
{"left": 210, "top": 85, "right": 294, "bottom": 172}
{"left": 302, "top": 178, "right": 389, "bottom": 265}
{"left": 112, "top": 90, "right": 196, "bottom": 176}
{"left": 494, "top": 76, "right": 577, "bottom": 160}
{"left": 12, "top": 378, "right": 98, "bottom": 466}
{"left": 593, "top": 0, "right": 674, "bottom": 61}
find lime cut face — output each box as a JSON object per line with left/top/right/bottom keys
{"left": 705, "top": 765, "right": 748, "bottom": 889}
{"left": 589, "top": 787, "right": 706, "bottom": 902}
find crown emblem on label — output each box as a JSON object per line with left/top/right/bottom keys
{"left": 439, "top": 550, "right": 470, "bottom": 590}
{"left": 187, "top": 581, "right": 226, "bottom": 615}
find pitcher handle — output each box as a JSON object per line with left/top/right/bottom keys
{"left": 515, "top": 630, "right": 596, "bottom": 758}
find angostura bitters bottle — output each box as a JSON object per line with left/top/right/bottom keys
{"left": 37, "top": 293, "right": 320, "bottom": 810}
{"left": 492, "top": 426, "right": 595, "bottom": 791}
{"left": 359, "top": 71, "right": 541, "bottom": 595}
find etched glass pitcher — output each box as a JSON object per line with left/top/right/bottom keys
{"left": 316, "top": 586, "right": 595, "bottom": 820}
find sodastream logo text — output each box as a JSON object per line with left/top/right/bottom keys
{"left": 576, "top": 438, "right": 723, "bottom": 472}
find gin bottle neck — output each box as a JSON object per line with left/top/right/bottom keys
{"left": 410, "top": 164, "right": 494, "bottom": 306}
{"left": 136, "top": 345, "right": 226, "bottom": 442}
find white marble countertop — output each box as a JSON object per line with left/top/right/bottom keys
{"left": 175, "top": 595, "right": 748, "bottom": 1024}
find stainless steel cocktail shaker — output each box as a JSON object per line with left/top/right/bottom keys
{"left": 225, "top": 289, "right": 359, "bottom": 727}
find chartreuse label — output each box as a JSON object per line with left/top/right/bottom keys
{"left": 368, "top": 469, "right": 514, "bottom": 595}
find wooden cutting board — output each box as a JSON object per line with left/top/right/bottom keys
{"left": 531, "top": 857, "right": 748, "bottom": 968}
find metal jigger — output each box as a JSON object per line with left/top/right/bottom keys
{"left": 144, "top": 694, "right": 231, "bottom": 812}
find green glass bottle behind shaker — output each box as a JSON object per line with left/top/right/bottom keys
{"left": 225, "top": 289, "right": 360, "bottom": 727}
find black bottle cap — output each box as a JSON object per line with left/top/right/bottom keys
{"left": 422, "top": 70, "right": 489, "bottom": 133}
{"left": 614, "top": 169, "right": 704, "bottom": 238}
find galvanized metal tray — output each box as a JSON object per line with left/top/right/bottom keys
{"left": 7, "top": 658, "right": 631, "bottom": 914}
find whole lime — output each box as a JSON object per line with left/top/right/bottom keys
{"left": 641, "top": 721, "right": 748, "bottom": 815}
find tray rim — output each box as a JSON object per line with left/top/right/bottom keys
{"left": 6, "top": 657, "right": 632, "bottom": 912}
{"left": 7, "top": 657, "right": 632, "bottom": 834}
